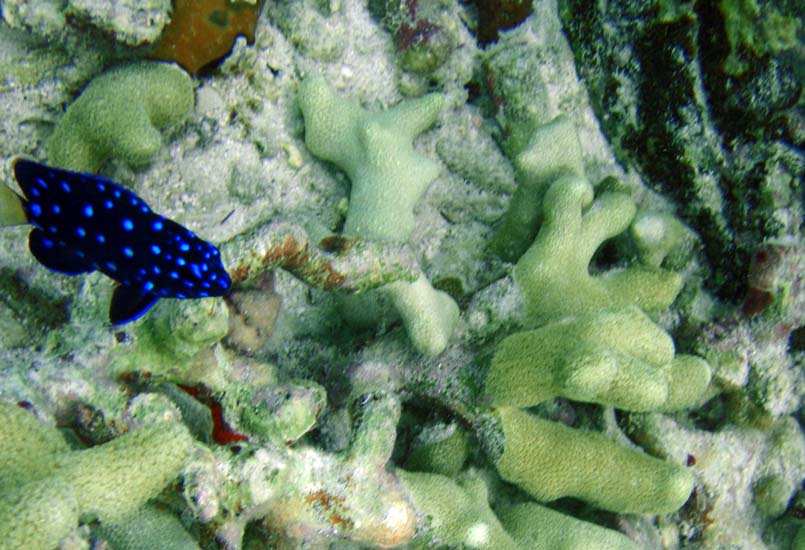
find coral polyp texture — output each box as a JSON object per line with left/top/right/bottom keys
{"left": 0, "top": 402, "right": 193, "bottom": 547}
{"left": 47, "top": 61, "right": 194, "bottom": 173}
{"left": 0, "top": 0, "right": 802, "bottom": 548}
{"left": 298, "top": 75, "right": 459, "bottom": 356}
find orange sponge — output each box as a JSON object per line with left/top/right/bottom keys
{"left": 152, "top": 0, "right": 264, "bottom": 74}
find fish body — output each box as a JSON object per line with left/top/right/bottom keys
{"left": 10, "top": 159, "right": 231, "bottom": 324}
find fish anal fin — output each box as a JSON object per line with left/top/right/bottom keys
{"left": 29, "top": 229, "right": 94, "bottom": 275}
{"left": 110, "top": 285, "right": 159, "bottom": 325}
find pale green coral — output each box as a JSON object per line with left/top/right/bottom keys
{"left": 0, "top": 400, "right": 194, "bottom": 537}
{"left": 492, "top": 406, "right": 694, "bottom": 514}
{"left": 498, "top": 501, "right": 638, "bottom": 550}
{"left": 490, "top": 115, "right": 585, "bottom": 261}
{"left": 297, "top": 75, "right": 442, "bottom": 243}
{"left": 297, "top": 76, "right": 458, "bottom": 356}
{"left": 384, "top": 274, "right": 459, "bottom": 357}
{"left": 487, "top": 307, "right": 711, "bottom": 412}
{"left": 514, "top": 176, "right": 683, "bottom": 326}
{"left": 94, "top": 505, "right": 199, "bottom": 550}
{"left": 397, "top": 469, "right": 519, "bottom": 550}
{"left": 404, "top": 421, "right": 469, "bottom": 477}
{"left": 47, "top": 61, "right": 194, "bottom": 172}
{"left": 0, "top": 478, "right": 79, "bottom": 550}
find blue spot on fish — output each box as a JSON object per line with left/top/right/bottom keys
{"left": 10, "top": 159, "right": 232, "bottom": 325}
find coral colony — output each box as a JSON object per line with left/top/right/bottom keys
{"left": 0, "top": 1, "right": 802, "bottom": 549}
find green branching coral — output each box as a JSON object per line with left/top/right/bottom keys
{"left": 487, "top": 307, "right": 711, "bottom": 412}
{"left": 397, "top": 465, "right": 640, "bottom": 549}
{"left": 479, "top": 123, "right": 712, "bottom": 519}
{"left": 490, "top": 115, "right": 585, "bottom": 261}
{"left": 514, "top": 176, "right": 683, "bottom": 326}
{"left": 397, "top": 469, "right": 519, "bottom": 549}
{"left": 492, "top": 406, "right": 694, "bottom": 514}
{"left": 297, "top": 76, "right": 459, "bottom": 356}
{"left": 0, "top": 401, "right": 194, "bottom": 546}
{"left": 47, "top": 61, "right": 194, "bottom": 173}
{"left": 297, "top": 75, "right": 443, "bottom": 243}
{"left": 0, "top": 478, "right": 79, "bottom": 550}
{"left": 498, "top": 501, "right": 638, "bottom": 550}
{"left": 94, "top": 505, "right": 199, "bottom": 550}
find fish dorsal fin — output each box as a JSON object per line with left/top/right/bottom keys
{"left": 28, "top": 229, "right": 94, "bottom": 275}
{"left": 110, "top": 285, "right": 160, "bottom": 325}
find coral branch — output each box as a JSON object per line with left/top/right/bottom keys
{"left": 221, "top": 221, "right": 420, "bottom": 292}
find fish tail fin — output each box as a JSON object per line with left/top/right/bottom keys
{"left": 1, "top": 156, "right": 31, "bottom": 226}
{"left": 0, "top": 179, "right": 27, "bottom": 226}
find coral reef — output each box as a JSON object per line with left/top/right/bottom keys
{"left": 47, "top": 61, "right": 194, "bottom": 173}
{"left": 492, "top": 406, "right": 693, "bottom": 514}
{"left": 0, "top": 0, "right": 172, "bottom": 46}
{"left": 0, "top": 401, "right": 193, "bottom": 546}
{"left": 298, "top": 76, "right": 459, "bottom": 356}
{"left": 559, "top": 0, "right": 804, "bottom": 301}
{"left": 0, "top": 0, "right": 801, "bottom": 548}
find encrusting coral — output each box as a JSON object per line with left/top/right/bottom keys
{"left": 0, "top": 401, "right": 193, "bottom": 547}
{"left": 297, "top": 76, "right": 459, "bottom": 356}
{"left": 47, "top": 61, "right": 194, "bottom": 173}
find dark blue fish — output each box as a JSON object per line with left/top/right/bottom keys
{"left": 9, "top": 159, "right": 231, "bottom": 324}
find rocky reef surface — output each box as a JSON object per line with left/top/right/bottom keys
{"left": 0, "top": 0, "right": 802, "bottom": 548}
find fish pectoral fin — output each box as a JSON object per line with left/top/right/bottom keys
{"left": 110, "top": 285, "right": 160, "bottom": 325}
{"left": 28, "top": 229, "right": 94, "bottom": 275}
